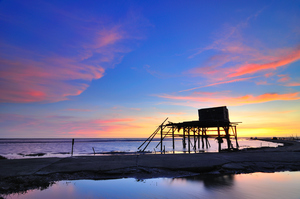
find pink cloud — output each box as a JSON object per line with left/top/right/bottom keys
{"left": 255, "top": 81, "right": 270, "bottom": 85}
{"left": 0, "top": 113, "right": 137, "bottom": 137}
{"left": 0, "top": 55, "right": 93, "bottom": 103}
{"left": 179, "top": 76, "right": 258, "bottom": 92}
{"left": 188, "top": 54, "right": 232, "bottom": 76}
{"left": 265, "top": 72, "right": 275, "bottom": 78}
{"left": 277, "top": 74, "right": 291, "bottom": 82}
{"left": 285, "top": 82, "right": 300, "bottom": 87}
{"left": 0, "top": 9, "right": 145, "bottom": 103}
{"left": 157, "top": 92, "right": 300, "bottom": 106}
{"left": 159, "top": 112, "right": 186, "bottom": 115}
{"left": 130, "top": 108, "right": 141, "bottom": 111}
{"left": 0, "top": 33, "right": 124, "bottom": 103}
{"left": 64, "top": 109, "right": 92, "bottom": 112}
{"left": 93, "top": 118, "right": 134, "bottom": 124}
{"left": 188, "top": 43, "right": 300, "bottom": 82}
{"left": 228, "top": 48, "right": 300, "bottom": 78}
{"left": 187, "top": 12, "right": 300, "bottom": 88}
{"left": 192, "top": 91, "right": 224, "bottom": 95}
{"left": 58, "top": 118, "right": 137, "bottom": 137}
{"left": 94, "top": 27, "right": 125, "bottom": 49}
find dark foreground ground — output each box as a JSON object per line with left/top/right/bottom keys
{"left": 1, "top": 139, "right": 300, "bottom": 196}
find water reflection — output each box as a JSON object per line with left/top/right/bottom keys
{"left": 3, "top": 172, "right": 300, "bottom": 199}
{"left": 184, "top": 174, "right": 235, "bottom": 189}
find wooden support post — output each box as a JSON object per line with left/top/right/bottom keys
{"left": 217, "top": 126, "right": 221, "bottom": 152}
{"left": 201, "top": 128, "right": 205, "bottom": 149}
{"left": 197, "top": 128, "right": 200, "bottom": 149}
{"left": 188, "top": 127, "right": 190, "bottom": 153}
{"left": 172, "top": 126, "right": 175, "bottom": 150}
{"left": 183, "top": 127, "right": 186, "bottom": 149}
{"left": 193, "top": 128, "right": 196, "bottom": 151}
{"left": 160, "top": 125, "right": 163, "bottom": 153}
{"left": 204, "top": 128, "right": 209, "bottom": 148}
{"left": 225, "top": 126, "right": 231, "bottom": 150}
{"left": 205, "top": 133, "right": 209, "bottom": 148}
{"left": 235, "top": 126, "right": 239, "bottom": 148}
{"left": 206, "top": 136, "right": 210, "bottom": 148}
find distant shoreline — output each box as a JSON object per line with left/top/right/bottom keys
{"left": 1, "top": 138, "right": 300, "bottom": 196}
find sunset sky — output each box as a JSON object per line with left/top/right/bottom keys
{"left": 0, "top": 0, "right": 299, "bottom": 138}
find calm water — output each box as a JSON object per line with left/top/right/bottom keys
{"left": 4, "top": 172, "right": 300, "bottom": 199}
{"left": 0, "top": 138, "right": 282, "bottom": 159}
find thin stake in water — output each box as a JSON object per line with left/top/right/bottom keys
{"left": 71, "top": 139, "right": 74, "bottom": 156}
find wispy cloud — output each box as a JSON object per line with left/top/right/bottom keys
{"left": 56, "top": 118, "right": 138, "bottom": 137}
{"left": 157, "top": 92, "right": 300, "bottom": 107}
{"left": 179, "top": 76, "right": 258, "bottom": 92}
{"left": 188, "top": 39, "right": 300, "bottom": 83}
{"left": 188, "top": 8, "right": 265, "bottom": 59}
{"left": 0, "top": 4, "right": 147, "bottom": 103}
{"left": 0, "top": 53, "right": 98, "bottom": 103}
{"left": 143, "top": 65, "right": 176, "bottom": 78}
{"left": 228, "top": 48, "right": 300, "bottom": 78}
{"left": 277, "top": 74, "right": 291, "bottom": 83}
{"left": 255, "top": 81, "right": 271, "bottom": 85}
{"left": 64, "top": 109, "right": 92, "bottom": 112}
{"left": 186, "top": 9, "right": 300, "bottom": 89}
{"left": 93, "top": 118, "right": 134, "bottom": 124}
{"left": 159, "top": 112, "right": 186, "bottom": 115}
{"left": 285, "top": 82, "right": 300, "bottom": 87}
{"left": 0, "top": 113, "right": 136, "bottom": 137}
{"left": 130, "top": 108, "right": 141, "bottom": 111}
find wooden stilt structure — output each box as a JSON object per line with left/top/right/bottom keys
{"left": 138, "top": 106, "right": 241, "bottom": 153}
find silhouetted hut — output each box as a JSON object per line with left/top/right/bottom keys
{"left": 139, "top": 106, "right": 240, "bottom": 153}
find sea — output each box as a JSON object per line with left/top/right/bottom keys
{"left": 2, "top": 138, "right": 299, "bottom": 199}
{"left": 0, "top": 137, "right": 282, "bottom": 159}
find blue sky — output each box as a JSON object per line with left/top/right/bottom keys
{"left": 0, "top": 0, "right": 300, "bottom": 138}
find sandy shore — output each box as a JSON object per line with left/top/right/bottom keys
{"left": 1, "top": 139, "right": 300, "bottom": 195}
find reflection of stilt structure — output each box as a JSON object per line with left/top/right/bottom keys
{"left": 138, "top": 106, "right": 240, "bottom": 153}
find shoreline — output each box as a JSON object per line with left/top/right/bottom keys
{"left": 1, "top": 138, "right": 300, "bottom": 195}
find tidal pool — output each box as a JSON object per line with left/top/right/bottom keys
{"left": 5, "top": 172, "right": 300, "bottom": 199}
